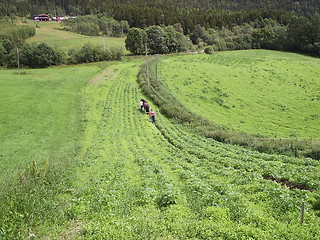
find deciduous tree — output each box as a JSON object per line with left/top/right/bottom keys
{"left": 125, "top": 27, "right": 146, "bottom": 55}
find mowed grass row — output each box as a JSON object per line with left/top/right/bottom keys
{"left": 44, "top": 61, "right": 319, "bottom": 239}
{"left": 25, "top": 21, "right": 128, "bottom": 53}
{"left": 58, "top": 60, "right": 189, "bottom": 238}
{"left": 158, "top": 50, "right": 320, "bottom": 140}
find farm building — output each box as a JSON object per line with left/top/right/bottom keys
{"left": 52, "top": 16, "right": 76, "bottom": 21}
{"left": 33, "top": 14, "right": 50, "bottom": 21}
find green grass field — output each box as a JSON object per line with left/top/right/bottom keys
{"left": 0, "top": 64, "right": 103, "bottom": 177}
{"left": 25, "top": 21, "right": 127, "bottom": 53}
{"left": 2, "top": 17, "right": 319, "bottom": 239}
{"left": 1, "top": 56, "right": 320, "bottom": 239}
{"left": 157, "top": 50, "right": 320, "bottom": 140}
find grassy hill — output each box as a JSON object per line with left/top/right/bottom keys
{"left": 158, "top": 50, "right": 320, "bottom": 141}
{"left": 25, "top": 21, "right": 127, "bottom": 53}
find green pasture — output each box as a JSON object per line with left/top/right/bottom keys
{"left": 0, "top": 64, "right": 103, "bottom": 177}
{"left": 0, "top": 59, "right": 320, "bottom": 239}
{"left": 25, "top": 21, "right": 127, "bottom": 53}
{"left": 158, "top": 50, "right": 320, "bottom": 140}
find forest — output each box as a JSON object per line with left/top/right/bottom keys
{"left": 1, "top": 0, "right": 320, "bottom": 14}
{"left": 0, "top": 0, "right": 319, "bottom": 25}
{"left": 0, "top": 0, "right": 319, "bottom": 68}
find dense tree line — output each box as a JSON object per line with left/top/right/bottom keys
{"left": 1, "top": 0, "right": 319, "bottom": 67}
{"left": 198, "top": 14, "right": 320, "bottom": 55}
{"left": 62, "top": 14, "right": 129, "bottom": 37}
{"left": 0, "top": 0, "right": 319, "bottom": 17}
{"left": 126, "top": 14, "right": 320, "bottom": 56}
{"left": 18, "top": 42, "right": 64, "bottom": 68}
{"left": 68, "top": 43, "right": 123, "bottom": 64}
{"left": 286, "top": 14, "right": 320, "bottom": 54}
{"left": 0, "top": 20, "right": 66, "bottom": 68}
{"left": 0, "top": 21, "right": 35, "bottom": 46}
{"left": 0, "top": 0, "right": 319, "bottom": 33}
{"left": 0, "top": 0, "right": 319, "bottom": 49}
{"left": 111, "top": 5, "right": 294, "bottom": 33}
{"left": 125, "top": 25, "right": 191, "bottom": 55}
{"left": 0, "top": 21, "right": 35, "bottom": 67}
{"left": 2, "top": 41, "right": 124, "bottom": 68}
{"left": 192, "top": 19, "right": 286, "bottom": 52}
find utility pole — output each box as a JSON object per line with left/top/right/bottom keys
{"left": 102, "top": 35, "right": 106, "bottom": 51}
{"left": 145, "top": 43, "right": 150, "bottom": 88}
{"left": 156, "top": 56, "right": 158, "bottom": 82}
{"left": 16, "top": 47, "right": 20, "bottom": 70}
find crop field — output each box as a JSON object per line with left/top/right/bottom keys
{"left": 0, "top": 54, "right": 319, "bottom": 239}
{"left": 158, "top": 50, "right": 320, "bottom": 140}
{"left": 25, "top": 21, "right": 127, "bottom": 53}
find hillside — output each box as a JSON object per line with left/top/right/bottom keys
{"left": 26, "top": 21, "right": 127, "bottom": 53}
{"left": 158, "top": 50, "right": 320, "bottom": 140}
{"left": 0, "top": 4, "right": 320, "bottom": 237}
{"left": 0, "top": 57, "right": 319, "bottom": 239}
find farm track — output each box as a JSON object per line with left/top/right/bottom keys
{"left": 65, "top": 61, "right": 320, "bottom": 239}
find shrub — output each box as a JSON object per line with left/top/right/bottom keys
{"left": 204, "top": 46, "right": 214, "bottom": 54}
{"left": 20, "top": 42, "right": 65, "bottom": 68}
{"left": 75, "top": 43, "right": 102, "bottom": 63}
{"left": 16, "top": 25, "right": 35, "bottom": 39}
{"left": 69, "top": 43, "right": 124, "bottom": 64}
{"left": 76, "top": 22, "right": 100, "bottom": 36}
{"left": 63, "top": 15, "right": 129, "bottom": 37}
{"left": 110, "top": 47, "right": 124, "bottom": 61}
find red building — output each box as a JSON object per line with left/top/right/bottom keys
{"left": 33, "top": 14, "right": 50, "bottom": 21}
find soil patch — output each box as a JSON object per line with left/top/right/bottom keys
{"left": 263, "top": 175, "right": 315, "bottom": 192}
